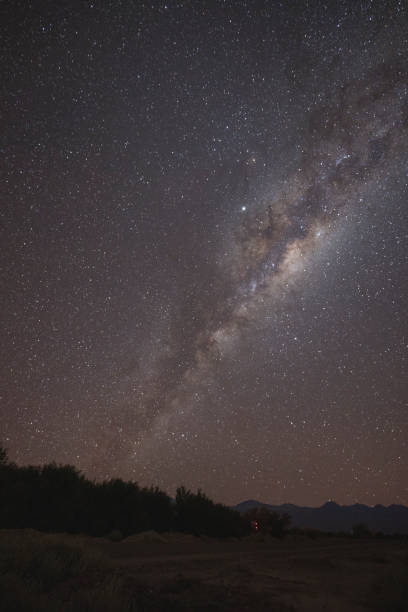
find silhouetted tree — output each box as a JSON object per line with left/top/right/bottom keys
{"left": 0, "top": 445, "right": 8, "bottom": 465}
{"left": 175, "top": 487, "right": 250, "bottom": 538}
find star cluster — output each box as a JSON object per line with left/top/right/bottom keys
{"left": 1, "top": 0, "right": 407, "bottom": 505}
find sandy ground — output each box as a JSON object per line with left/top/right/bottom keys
{"left": 91, "top": 534, "right": 408, "bottom": 611}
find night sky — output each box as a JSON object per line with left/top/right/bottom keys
{"left": 2, "top": 1, "right": 408, "bottom": 507}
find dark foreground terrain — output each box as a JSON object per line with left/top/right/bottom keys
{"left": 1, "top": 529, "right": 407, "bottom": 611}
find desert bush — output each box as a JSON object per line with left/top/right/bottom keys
{"left": 245, "top": 506, "right": 291, "bottom": 537}
{"left": 352, "top": 522, "right": 372, "bottom": 538}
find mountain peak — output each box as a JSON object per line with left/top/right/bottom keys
{"left": 321, "top": 501, "right": 340, "bottom": 509}
{"left": 233, "top": 500, "right": 408, "bottom": 534}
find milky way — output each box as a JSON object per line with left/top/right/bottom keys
{"left": 2, "top": 1, "right": 408, "bottom": 505}
{"left": 139, "top": 61, "right": 408, "bottom": 447}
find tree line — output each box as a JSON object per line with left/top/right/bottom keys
{"left": 0, "top": 446, "right": 257, "bottom": 538}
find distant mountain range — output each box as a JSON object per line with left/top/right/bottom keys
{"left": 234, "top": 500, "right": 408, "bottom": 534}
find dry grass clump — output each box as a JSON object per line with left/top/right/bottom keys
{"left": 0, "top": 529, "right": 134, "bottom": 612}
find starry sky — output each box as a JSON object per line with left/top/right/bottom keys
{"left": 2, "top": 0, "right": 408, "bottom": 507}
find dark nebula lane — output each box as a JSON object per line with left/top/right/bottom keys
{"left": 1, "top": 1, "right": 407, "bottom": 506}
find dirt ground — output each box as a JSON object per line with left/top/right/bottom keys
{"left": 92, "top": 534, "right": 408, "bottom": 611}
{"left": 1, "top": 530, "right": 407, "bottom": 611}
